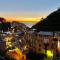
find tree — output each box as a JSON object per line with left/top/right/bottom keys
{"left": 2, "top": 22, "right": 11, "bottom": 31}
{"left": 0, "top": 17, "right": 6, "bottom": 23}
{"left": 0, "top": 22, "right": 11, "bottom": 31}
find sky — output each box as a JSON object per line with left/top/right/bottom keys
{"left": 0, "top": 0, "right": 60, "bottom": 27}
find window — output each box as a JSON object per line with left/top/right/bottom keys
{"left": 44, "top": 38, "right": 49, "bottom": 44}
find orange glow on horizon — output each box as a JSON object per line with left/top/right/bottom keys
{"left": 5, "top": 17, "right": 41, "bottom": 23}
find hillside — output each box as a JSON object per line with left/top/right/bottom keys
{"left": 32, "top": 8, "right": 60, "bottom": 31}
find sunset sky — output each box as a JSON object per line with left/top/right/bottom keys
{"left": 0, "top": 0, "right": 60, "bottom": 27}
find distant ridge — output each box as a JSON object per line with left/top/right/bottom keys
{"left": 11, "top": 21, "right": 29, "bottom": 31}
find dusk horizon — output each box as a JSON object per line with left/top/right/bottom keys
{"left": 0, "top": 0, "right": 60, "bottom": 23}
